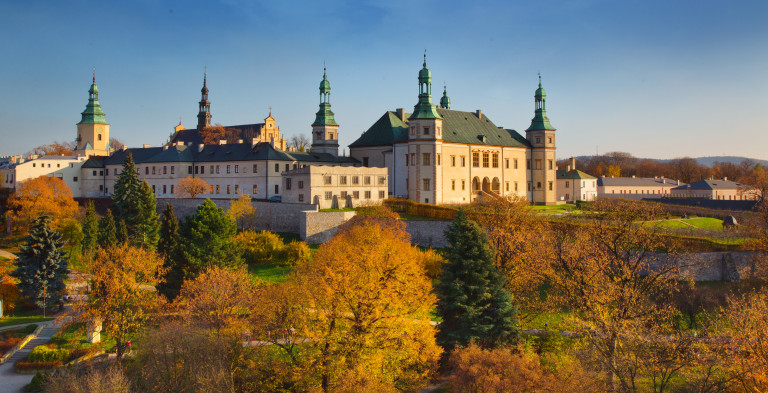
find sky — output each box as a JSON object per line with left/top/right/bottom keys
{"left": 1, "top": 0, "right": 767, "bottom": 160}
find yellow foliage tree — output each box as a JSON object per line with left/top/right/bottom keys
{"left": 0, "top": 258, "right": 20, "bottom": 315}
{"left": 176, "top": 176, "right": 210, "bottom": 198}
{"left": 726, "top": 290, "right": 768, "bottom": 391}
{"left": 227, "top": 193, "right": 255, "bottom": 229}
{"left": 80, "top": 244, "right": 165, "bottom": 359}
{"left": 8, "top": 176, "right": 78, "bottom": 230}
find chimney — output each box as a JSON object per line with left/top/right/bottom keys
{"left": 270, "top": 136, "right": 275, "bottom": 147}
{"left": 219, "top": 140, "right": 227, "bottom": 145}
{"left": 198, "top": 144, "right": 204, "bottom": 152}
{"left": 143, "top": 144, "right": 151, "bottom": 148}
{"left": 237, "top": 139, "right": 244, "bottom": 144}
{"left": 475, "top": 110, "right": 483, "bottom": 120}
{"left": 251, "top": 137, "right": 259, "bottom": 147}
{"left": 570, "top": 157, "right": 576, "bottom": 170}
{"left": 396, "top": 108, "right": 406, "bottom": 122}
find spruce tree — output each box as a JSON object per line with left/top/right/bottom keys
{"left": 112, "top": 153, "right": 142, "bottom": 238}
{"left": 136, "top": 181, "right": 159, "bottom": 250}
{"left": 435, "top": 210, "right": 518, "bottom": 350}
{"left": 116, "top": 219, "right": 128, "bottom": 244}
{"left": 156, "top": 203, "right": 183, "bottom": 300}
{"left": 81, "top": 202, "right": 98, "bottom": 257}
{"left": 12, "top": 215, "right": 69, "bottom": 310}
{"left": 179, "top": 199, "right": 241, "bottom": 276}
{"left": 97, "top": 209, "right": 117, "bottom": 249}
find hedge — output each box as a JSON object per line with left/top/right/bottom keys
{"left": 383, "top": 199, "right": 458, "bottom": 220}
{"left": 27, "top": 345, "right": 69, "bottom": 363}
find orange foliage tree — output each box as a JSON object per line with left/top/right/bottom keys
{"left": 200, "top": 124, "right": 227, "bottom": 145}
{"left": 8, "top": 176, "right": 78, "bottom": 230}
{"left": 176, "top": 176, "right": 210, "bottom": 198}
{"left": 29, "top": 141, "right": 75, "bottom": 156}
{"left": 0, "top": 257, "right": 20, "bottom": 315}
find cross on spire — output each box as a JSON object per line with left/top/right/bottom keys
{"left": 92, "top": 67, "right": 96, "bottom": 83}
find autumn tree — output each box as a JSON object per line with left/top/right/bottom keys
{"left": 175, "top": 266, "right": 259, "bottom": 335}
{"left": 436, "top": 210, "right": 518, "bottom": 350}
{"left": 200, "top": 124, "right": 227, "bottom": 145}
{"left": 176, "top": 176, "right": 210, "bottom": 198}
{"left": 12, "top": 215, "right": 69, "bottom": 311}
{"left": 252, "top": 219, "right": 441, "bottom": 392}
{"left": 227, "top": 193, "right": 255, "bottom": 229}
{"left": 8, "top": 176, "right": 78, "bottom": 230}
{"left": 0, "top": 257, "right": 21, "bottom": 315}
{"left": 82, "top": 244, "right": 165, "bottom": 359}
{"left": 28, "top": 141, "right": 76, "bottom": 157}
{"left": 57, "top": 218, "right": 83, "bottom": 256}
{"left": 97, "top": 209, "right": 117, "bottom": 249}
{"left": 724, "top": 290, "right": 768, "bottom": 391}
{"left": 544, "top": 198, "right": 682, "bottom": 390}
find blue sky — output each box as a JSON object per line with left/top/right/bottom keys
{"left": 1, "top": 0, "right": 767, "bottom": 160}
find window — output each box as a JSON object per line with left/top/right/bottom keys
{"left": 285, "top": 164, "right": 289, "bottom": 171}
{"left": 286, "top": 178, "right": 292, "bottom": 190}
{"left": 171, "top": 185, "right": 174, "bottom": 194}
{"left": 188, "top": 166, "right": 193, "bottom": 174}
{"left": 201, "top": 166, "right": 205, "bottom": 174}
{"left": 324, "top": 176, "right": 332, "bottom": 185}
{"left": 341, "top": 191, "right": 348, "bottom": 199}
{"left": 378, "top": 176, "right": 386, "bottom": 185}
{"left": 235, "top": 165, "right": 239, "bottom": 173}
{"left": 98, "top": 134, "right": 102, "bottom": 141}
{"left": 252, "top": 185, "right": 258, "bottom": 194}
{"left": 423, "top": 178, "right": 431, "bottom": 191}
{"left": 298, "top": 194, "right": 304, "bottom": 202}
{"left": 216, "top": 185, "right": 220, "bottom": 194}
{"left": 461, "top": 180, "right": 466, "bottom": 190}
{"left": 253, "top": 164, "right": 258, "bottom": 173}
{"left": 325, "top": 191, "right": 332, "bottom": 200}
{"left": 364, "top": 176, "right": 371, "bottom": 185}
{"left": 340, "top": 176, "right": 347, "bottom": 185}
{"left": 528, "top": 182, "right": 532, "bottom": 191}
{"left": 537, "top": 182, "right": 542, "bottom": 189}
{"left": 451, "top": 180, "right": 456, "bottom": 191}
{"left": 492, "top": 153, "right": 499, "bottom": 168}
{"left": 298, "top": 181, "right": 304, "bottom": 189}
{"left": 226, "top": 185, "right": 231, "bottom": 194}
{"left": 566, "top": 181, "right": 570, "bottom": 187}
{"left": 99, "top": 185, "right": 103, "bottom": 191}
{"left": 33, "top": 163, "right": 36, "bottom": 167}
{"left": 275, "top": 185, "right": 279, "bottom": 194}
{"left": 548, "top": 160, "right": 553, "bottom": 170}
{"left": 163, "top": 166, "right": 167, "bottom": 175}
{"left": 483, "top": 153, "right": 489, "bottom": 168}
{"left": 163, "top": 185, "right": 167, "bottom": 194}
{"left": 57, "top": 164, "right": 60, "bottom": 168}
{"left": 73, "top": 176, "right": 78, "bottom": 182}
{"left": 514, "top": 182, "right": 518, "bottom": 191}
{"left": 146, "top": 167, "right": 150, "bottom": 175}
{"left": 365, "top": 191, "right": 371, "bottom": 199}
{"left": 549, "top": 182, "right": 553, "bottom": 191}
{"left": 437, "top": 154, "right": 441, "bottom": 165}
{"left": 405, "top": 155, "right": 409, "bottom": 166}
{"left": 353, "top": 191, "right": 359, "bottom": 199}
{"left": 363, "top": 157, "right": 369, "bottom": 167}
{"left": 352, "top": 176, "right": 359, "bottom": 185}
{"left": 210, "top": 165, "right": 214, "bottom": 174}
{"left": 461, "top": 156, "right": 466, "bottom": 167}
{"left": 423, "top": 126, "right": 429, "bottom": 135}
{"left": 422, "top": 153, "right": 430, "bottom": 166}
{"left": 379, "top": 191, "right": 385, "bottom": 198}
{"left": 535, "top": 160, "right": 542, "bottom": 170}
{"left": 514, "top": 159, "right": 518, "bottom": 169}
{"left": 505, "top": 159, "right": 509, "bottom": 169}
{"left": 216, "top": 165, "right": 220, "bottom": 174}
{"left": 410, "top": 153, "right": 415, "bottom": 166}
{"left": 226, "top": 165, "right": 231, "bottom": 174}
{"left": 410, "top": 126, "right": 414, "bottom": 136}
{"left": 99, "top": 170, "right": 103, "bottom": 176}
{"left": 152, "top": 185, "right": 156, "bottom": 193}
{"left": 275, "top": 164, "right": 279, "bottom": 172}
{"left": 526, "top": 160, "right": 530, "bottom": 170}
{"left": 93, "top": 170, "right": 97, "bottom": 176}
{"left": 505, "top": 182, "right": 509, "bottom": 191}
{"left": 548, "top": 137, "right": 552, "bottom": 144}
{"left": 171, "top": 166, "right": 175, "bottom": 174}
{"left": 151, "top": 167, "right": 156, "bottom": 175}
{"left": 235, "top": 185, "right": 239, "bottom": 194}
{"left": 450, "top": 156, "right": 456, "bottom": 167}
{"left": 472, "top": 152, "right": 479, "bottom": 167}
{"left": 536, "top": 136, "right": 542, "bottom": 144}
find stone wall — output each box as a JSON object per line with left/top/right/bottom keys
{"left": 301, "top": 211, "right": 356, "bottom": 244}
{"left": 158, "top": 198, "right": 317, "bottom": 233}
{"left": 404, "top": 220, "right": 452, "bottom": 248}
{"left": 649, "top": 251, "right": 762, "bottom": 282}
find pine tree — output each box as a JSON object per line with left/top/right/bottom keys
{"left": 112, "top": 153, "right": 142, "bottom": 239}
{"left": 81, "top": 202, "right": 98, "bottom": 258}
{"left": 136, "top": 181, "right": 159, "bottom": 250}
{"left": 12, "top": 215, "right": 69, "bottom": 310}
{"left": 116, "top": 219, "right": 128, "bottom": 244}
{"left": 179, "top": 199, "right": 241, "bottom": 277}
{"left": 157, "top": 203, "right": 183, "bottom": 300}
{"left": 435, "top": 210, "right": 518, "bottom": 350}
{"left": 97, "top": 209, "right": 118, "bottom": 249}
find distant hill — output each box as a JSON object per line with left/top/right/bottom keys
{"left": 574, "top": 155, "right": 768, "bottom": 168}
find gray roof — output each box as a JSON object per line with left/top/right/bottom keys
{"left": 597, "top": 177, "right": 685, "bottom": 187}
{"left": 556, "top": 169, "right": 596, "bottom": 180}
{"left": 671, "top": 179, "right": 743, "bottom": 191}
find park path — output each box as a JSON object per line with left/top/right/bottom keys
{"left": 0, "top": 322, "right": 58, "bottom": 393}
{"left": 0, "top": 249, "right": 17, "bottom": 260}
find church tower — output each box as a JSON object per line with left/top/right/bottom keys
{"left": 74, "top": 74, "right": 110, "bottom": 157}
{"left": 525, "top": 75, "right": 557, "bottom": 204}
{"left": 407, "top": 54, "right": 444, "bottom": 204}
{"left": 310, "top": 68, "right": 339, "bottom": 156}
{"left": 197, "top": 72, "right": 212, "bottom": 129}
{"left": 440, "top": 85, "right": 451, "bottom": 109}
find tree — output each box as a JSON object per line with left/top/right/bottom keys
{"left": 200, "top": 124, "right": 227, "bottom": 145}
{"left": 256, "top": 219, "right": 441, "bottom": 392}
{"left": 28, "top": 141, "right": 76, "bottom": 157}
{"left": 12, "top": 215, "right": 68, "bottom": 311}
{"left": 81, "top": 202, "right": 98, "bottom": 262}
{"left": 112, "top": 153, "right": 142, "bottom": 234}
{"left": 436, "top": 210, "right": 518, "bottom": 350}
{"left": 57, "top": 218, "right": 83, "bottom": 256}
{"left": 179, "top": 199, "right": 241, "bottom": 277}
{"left": 227, "top": 193, "right": 255, "bottom": 229}
{"left": 289, "top": 134, "right": 310, "bottom": 152}
{"left": 82, "top": 244, "right": 165, "bottom": 359}
{"left": 97, "top": 209, "right": 117, "bottom": 249}
{"left": 724, "top": 289, "right": 768, "bottom": 391}
{"left": 108, "top": 137, "right": 125, "bottom": 151}
{"left": 135, "top": 180, "right": 159, "bottom": 249}
{"left": 176, "top": 176, "right": 210, "bottom": 199}
{"left": 156, "top": 203, "right": 183, "bottom": 300}
{"left": 175, "top": 266, "right": 259, "bottom": 335}
{"left": 116, "top": 219, "right": 128, "bottom": 244}
{"left": 0, "top": 258, "right": 21, "bottom": 315}
{"left": 8, "top": 176, "right": 78, "bottom": 230}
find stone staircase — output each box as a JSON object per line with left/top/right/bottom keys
{"left": 6, "top": 325, "right": 57, "bottom": 363}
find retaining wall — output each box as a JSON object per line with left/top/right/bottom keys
{"left": 404, "top": 220, "right": 452, "bottom": 248}
{"left": 301, "top": 211, "right": 357, "bottom": 244}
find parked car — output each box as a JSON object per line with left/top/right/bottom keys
{"left": 268, "top": 195, "right": 282, "bottom": 203}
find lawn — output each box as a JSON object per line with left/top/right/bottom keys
{"left": 318, "top": 207, "right": 355, "bottom": 213}
{"left": 0, "top": 316, "right": 54, "bottom": 329}
{"left": 247, "top": 263, "right": 292, "bottom": 283}
{"left": 645, "top": 217, "right": 724, "bottom": 231}
{"left": 528, "top": 204, "right": 577, "bottom": 215}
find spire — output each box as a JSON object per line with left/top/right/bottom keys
{"left": 440, "top": 84, "right": 451, "bottom": 109}
{"left": 526, "top": 75, "right": 555, "bottom": 131}
{"left": 313, "top": 67, "right": 338, "bottom": 126}
{"left": 78, "top": 73, "right": 107, "bottom": 125}
{"left": 409, "top": 52, "right": 442, "bottom": 120}
{"left": 197, "top": 69, "right": 211, "bottom": 129}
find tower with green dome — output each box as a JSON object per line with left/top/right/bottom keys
{"left": 440, "top": 85, "right": 450, "bottom": 109}
{"left": 310, "top": 67, "right": 339, "bottom": 156}
{"left": 74, "top": 73, "right": 111, "bottom": 157}
{"left": 525, "top": 75, "right": 557, "bottom": 204}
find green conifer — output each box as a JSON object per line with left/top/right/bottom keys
{"left": 435, "top": 211, "right": 518, "bottom": 350}
{"left": 81, "top": 202, "right": 99, "bottom": 257}
{"left": 157, "top": 203, "right": 183, "bottom": 300}
{"left": 179, "top": 199, "right": 241, "bottom": 276}
{"left": 136, "top": 181, "right": 159, "bottom": 249}
{"left": 12, "top": 215, "right": 69, "bottom": 310}
{"left": 97, "top": 209, "right": 118, "bottom": 249}
{"left": 116, "top": 219, "right": 128, "bottom": 244}
{"left": 112, "top": 153, "right": 141, "bottom": 239}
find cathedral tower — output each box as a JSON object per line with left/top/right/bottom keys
{"left": 310, "top": 68, "right": 339, "bottom": 156}
{"left": 74, "top": 74, "right": 110, "bottom": 157}
{"left": 525, "top": 75, "right": 557, "bottom": 204}
{"left": 197, "top": 72, "right": 212, "bottom": 129}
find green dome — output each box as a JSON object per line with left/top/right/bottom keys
{"left": 89, "top": 82, "right": 99, "bottom": 94}
{"left": 535, "top": 85, "right": 545, "bottom": 100}
{"left": 419, "top": 66, "right": 431, "bottom": 81}
{"left": 320, "top": 76, "right": 330, "bottom": 92}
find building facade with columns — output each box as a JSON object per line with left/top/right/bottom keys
{"left": 349, "top": 57, "right": 559, "bottom": 205}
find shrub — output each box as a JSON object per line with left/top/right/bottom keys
{"left": 234, "top": 230, "right": 285, "bottom": 264}
{"left": 419, "top": 248, "right": 445, "bottom": 279}
{"left": 15, "top": 360, "right": 64, "bottom": 370}
{"left": 27, "top": 345, "right": 69, "bottom": 363}
{"left": 41, "top": 366, "right": 132, "bottom": 393}
{"left": 0, "top": 337, "right": 22, "bottom": 353}
{"left": 279, "top": 241, "right": 312, "bottom": 266}
{"left": 25, "top": 371, "right": 45, "bottom": 392}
